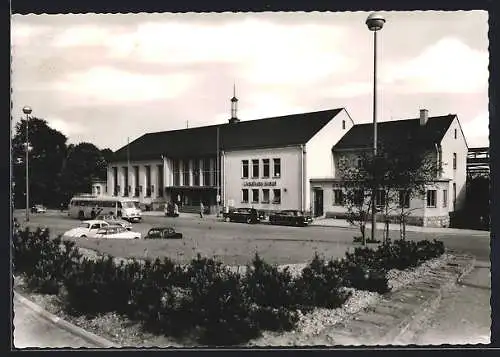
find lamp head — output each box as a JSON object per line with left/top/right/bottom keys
{"left": 22, "top": 106, "right": 32, "bottom": 115}
{"left": 366, "top": 12, "right": 386, "bottom": 31}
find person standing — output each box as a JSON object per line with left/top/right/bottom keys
{"left": 199, "top": 201, "right": 204, "bottom": 218}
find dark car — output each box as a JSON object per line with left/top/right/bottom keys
{"left": 269, "top": 210, "right": 313, "bottom": 227}
{"left": 224, "top": 207, "right": 262, "bottom": 224}
{"left": 145, "top": 227, "right": 183, "bottom": 239}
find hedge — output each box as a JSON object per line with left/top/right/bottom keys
{"left": 13, "top": 227, "right": 445, "bottom": 345}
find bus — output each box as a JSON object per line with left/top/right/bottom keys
{"left": 68, "top": 194, "right": 142, "bottom": 222}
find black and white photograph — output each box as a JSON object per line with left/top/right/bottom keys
{"left": 11, "top": 9, "right": 491, "bottom": 348}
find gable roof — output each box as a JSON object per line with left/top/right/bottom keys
{"left": 112, "top": 108, "right": 344, "bottom": 162}
{"left": 333, "top": 114, "right": 456, "bottom": 151}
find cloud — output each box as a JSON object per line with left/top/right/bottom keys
{"left": 322, "top": 81, "right": 372, "bottom": 99}
{"left": 46, "top": 117, "right": 85, "bottom": 137}
{"left": 52, "top": 66, "right": 195, "bottom": 103}
{"left": 462, "top": 111, "right": 489, "bottom": 147}
{"left": 51, "top": 25, "right": 117, "bottom": 48}
{"left": 382, "top": 37, "right": 488, "bottom": 94}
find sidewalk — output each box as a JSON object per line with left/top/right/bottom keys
{"left": 141, "top": 211, "right": 489, "bottom": 235}
{"left": 310, "top": 217, "right": 489, "bottom": 235}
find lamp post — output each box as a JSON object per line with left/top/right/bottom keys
{"left": 366, "top": 12, "right": 385, "bottom": 243}
{"left": 22, "top": 106, "right": 32, "bottom": 222}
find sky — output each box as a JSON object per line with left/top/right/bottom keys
{"left": 11, "top": 11, "right": 489, "bottom": 151}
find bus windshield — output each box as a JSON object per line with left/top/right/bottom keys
{"left": 121, "top": 201, "right": 136, "bottom": 209}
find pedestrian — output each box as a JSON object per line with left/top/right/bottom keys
{"left": 199, "top": 201, "right": 204, "bottom": 218}
{"left": 174, "top": 202, "right": 179, "bottom": 217}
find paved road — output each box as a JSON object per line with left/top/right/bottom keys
{"left": 13, "top": 298, "right": 98, "bottom": 348}
{"left": 14, "top": 211, "right": 490, "bottom": 264}
{"left": 394, "top": 260, "right": 491, "bottom": 345}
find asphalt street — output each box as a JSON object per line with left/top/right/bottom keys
{"left": 14, "top": 211, "right": 490, "bottom": 264}
{"left": 13, "top": 298, "right": 98, "bottom": 348}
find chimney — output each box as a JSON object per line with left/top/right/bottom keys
{"left": 419, "top": 109, "right": 428, "bottom": 126}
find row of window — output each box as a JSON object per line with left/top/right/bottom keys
{"left": 355, "top": 153, "right": 458, "bottom": 170}
{"left": 242, "top": 158, "right": 281, "bottom": 179}
{"left": 113, "top": 185, "right": 156, "bottom": 197}
{"left": 333, "top": 188, "right": 452, "bottom": 208}
{"left": 242, "top": 188, "right": 281, "bottom": 204}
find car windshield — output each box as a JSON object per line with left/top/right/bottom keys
{"left": 78, "top": 223, "right": 90, "bottom": 228}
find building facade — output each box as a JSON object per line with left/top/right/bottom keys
{"left": 107, "top": 96, "right": 354, "bottom": 213}
{"left": 310, "top": 109, "right": 468, "bottom": 227}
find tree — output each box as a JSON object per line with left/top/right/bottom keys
{"left": 337, "top": 142, "right": 440, "bottom": 245}
{"left": 12, "top": 117, "right": 68, "bottom": 208}
{"left": 59, "top": 142, "right": 109, "bottom": 204}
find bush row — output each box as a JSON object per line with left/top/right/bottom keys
{"left": 13, "top": 227, "right": 445, "bottom": 345}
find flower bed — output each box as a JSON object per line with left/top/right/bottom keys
{"left": 13, "top": 227, "right": 446, "bottom": 347}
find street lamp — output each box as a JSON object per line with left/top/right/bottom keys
{"left": 22, "top": 106, "right": 32, "bottom": 222}
{"left": 366, "top": 12, "right": 385, "bottom": 243}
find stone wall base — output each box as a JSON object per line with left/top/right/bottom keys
{"left": 325, "top": 211, "right": 450, "bottom": 228}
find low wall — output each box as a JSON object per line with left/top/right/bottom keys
{"left": 325, "top": 211, "right": 450, "bottom": 228}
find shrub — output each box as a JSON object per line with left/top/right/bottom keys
{"left": 294, "top": 253, "right": 351, "bottom": 308}
{"left": 63, "top": 256, "right": 131, "bottom": 316}
{"left": 179, "top": 254, "right": 260, "bottom": 345}
{"left": 242, "top": 253, "right": 297, "bottom": 309}
{"left": 13, "top": 228, "right": 82, "bottom": 295}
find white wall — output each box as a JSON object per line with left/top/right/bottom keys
{"left": 224, "top": 146, "right": 302, "bottom": 211}
{"left": 439, "top": 116, "right": 468, "bottom": 212}
{"left": 305, "top": 109, "right": 354, "bottom": 210}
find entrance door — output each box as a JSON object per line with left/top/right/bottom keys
{"left": 314, "top": 189, "right": 324, "bottom": 217}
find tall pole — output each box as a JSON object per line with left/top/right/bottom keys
{"left": 216, "top": 126, "right": 220, "bottom": 217}
{"left": 22, "top": 106, "right": 32, "bottom": 222}
{"left": 365, "top": 12, "right": 385, "bottom": 244}
{"left": 25, "top": 114, "right": 29, "bottom": 222}
{"left": 371, "top": 30, "right": 378, "bottom": 243}
{"left": 127, "top": 137, "right": 130, "bottom": 197}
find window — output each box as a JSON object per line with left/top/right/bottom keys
{"left": 453, "top": 183, "right": 457, "bottom": 207}
{"left": 262, "top": 159, "right": 270, "bottom": 178}
{"left": 252, "top": 159, "right": 259, "bottom": 178}
{"left": 252, "top": 189, "right": 259, "bottom": 203}
{"left": 180, "top": 161, "right": 189, "bottom": 186}
{"left": 354, "top": 190, "right": 364, "bottom": 205}
{"left": 454, "top": 128, "right": 457, "bottom": 139}
{"left": 193, "top": 160, "right": 200, "bottom": 186}
{"left": 273, "top": 158, "right": 281, "bottom": 177}
{"left": 375, "top": 190, "right": 386, "bottom": 207}
{"left": 202, "top": 158, "right": 210, "bottom": 186}
{"left": 453, "top": 153, "right": 457, "bottom": 170}
{"left": 262, "top": 189, "right": 270, "bottom": 203}
{"left": 333, "top": 189, "right": 344, "bottom": 206}
{"left": 426, "top": 190, "right": 437, "bottom": 208}
{"left": 96, "top": 186, "right": 101, "bottom": 195}
{"left": 272, "top": 189, "right": 281, "bottom": 204}
{"left": 242, "top": 160, "right": 249, "bottom": 178}
{"left": 242, "top": 189, "right": 249, "bottom": 203}
{"left": 443, "top": 189, "right": 448, "bottom": 208}
{"left": 399, "top": 190, "right": 410, "bottom": 208}
{"left": 356, "top": 158, "right": 363, "bottom": 169}
{"left": 342, "top": 120, "right": 346, "bottom": 130}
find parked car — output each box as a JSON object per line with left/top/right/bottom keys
{"left": 63, "top": 220, "right": 110, "bottom": 238}
{"left": 145, "top": 227, "right": 183, "bottom": 239}
{"left": 96, "top": 214, "right": 133, "bottom": 230}
{"left": 31, "top": 204, "right": 47, "bottom": 213}
{"left": 224, "top": 207, "right": 261, "bottom": 224}
{"left": 94, "top": 225, "right": 141, "bottom": 239}
{"left": 269, "top": 210, "right": 313, "bottom": 227}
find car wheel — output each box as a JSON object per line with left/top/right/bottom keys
{"left": 226, "top": 217, "right": 231, "bottom": 222}
{"left": 246, "top": 217, "right": 252, "bottom": 224}
{"left": 78, "top": 211, "right": 85, "bottom": 220}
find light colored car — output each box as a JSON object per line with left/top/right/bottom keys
{"left": 94, "top": 225, "right": 141, "bottom": 239}
{"left": 63, "top": 220, "right": 110, "bottom": 238}
{"left": 31, "top": 204, "right": 47, "bottom": 213}
{"left": 96, "top": 214, "right": 133, "bottom": 230}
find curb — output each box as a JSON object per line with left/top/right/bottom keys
{"left": 14, "top": 291, "right": 119, "bottom": 348}
{"left": 379, "top": 254, "right": 476, "bottom": 344}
